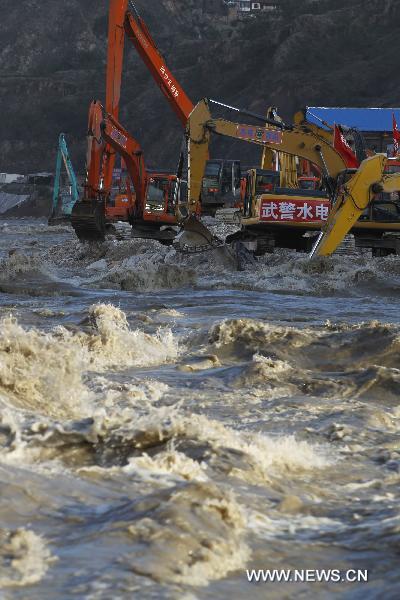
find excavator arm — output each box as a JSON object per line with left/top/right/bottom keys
{"left": 124, "top": 1, "right": 193, "bottom": 126}
{"left": 49, "top": 133, "right": 79, "bottom": 223}
{"left": 102, "top": 0, "right": 129, "bottom": 192}
{"left": 310, "top": 154, "right": 400, "bottom": 257}
{"left": 185, "top": 99, "right": 348, "bottom": 217}
{"left": 99, "top": 104, "right": 148, "bottom": 217}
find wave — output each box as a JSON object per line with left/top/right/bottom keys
{"left": 0, "top": 528, "right": 54, "bottom": 588}
{"left": 0, "top": 304, "right": 178, "bottom": 417}
{"left": 209, "top": 318, "right": 400, "bottom": 368}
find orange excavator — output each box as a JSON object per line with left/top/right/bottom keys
{"left": 97, "top": 100, "right": 178, "bottom": 240}
{"left": 123, "top": 1, "right": 243, "bottom": 213}
{"left": 71, "top": 0, "right": 128, "bottom": 240}
{"left": 123, "top": 1, "right": 192, "bottom": 126}
{"left": 71, "top": 0, "right": 182, "bottom": 241}
{"left": 72, "top": 99, "right": 180, "bottom": 242}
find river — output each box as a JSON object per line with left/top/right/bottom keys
{"left": 0, "top": 219, "right": 399, "bottom": 599}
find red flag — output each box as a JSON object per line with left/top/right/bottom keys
{"left": 392, "top": 113, "right": 400, "bottom": 156}
{"left": 333, "top": 125, "right": 359, "bottom": 168}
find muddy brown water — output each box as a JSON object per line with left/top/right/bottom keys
{"left": 0, "top": 218, "right": 399, "bottom": 599}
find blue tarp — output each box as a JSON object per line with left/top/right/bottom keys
{"left": 306, "top": 107, "right": 400, "bottom": 132}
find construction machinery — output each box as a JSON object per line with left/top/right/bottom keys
{"left": 70, "top": 1, "right": 179, "bottom": 242}
{"left": 179, "top": 98, "right": 400, "bottom": 257}
{"left": 71, "top": 0, "right": 245, "bottom": 243}
{"left": 178, "top": 97, "right": 345, "bottom": 252}
{"left": 123, "top": 1, "right": 242, "bottom": 213}
{"left": 71, "top": 1, "right": 400, "bottom": 253}
{"left": 48, "top": 134, "right": 79, "bottom": 225}
{"left": 72, "top": 99, "right": 181, "bottom": 242}
{"left": 106, "top": 1, "right": 333, "bottom": 233}
{"left": 312, "top": 154, "right": 400, "bottom": 257}
{"left": 71, "top": 0, "right": 128, "bottom": 240}
{"left": 99, "top": 103, "right": 181, "bottom": 241}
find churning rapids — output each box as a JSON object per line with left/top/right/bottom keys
{"left": 0, "top": 218, "right": 399, "bottom": 599}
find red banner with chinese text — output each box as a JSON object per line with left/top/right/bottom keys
{"left": 260, "top": 198, "right": 331, "bottom": 223}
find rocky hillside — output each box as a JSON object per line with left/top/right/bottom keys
{"left": 0, "top": 0, "right": 399, "bottom": 174}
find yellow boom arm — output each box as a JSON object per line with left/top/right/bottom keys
{"left": 311, "top": 154, "right": 400, "bottom": 257}
{"left": 185, "top": 99, "right": 398, "bottom": 258}
{"left": 293, "top": 109, "right": 334, "bottom": 144}
{"left": 186, "top": 99, "right": 347, "bottom": 216}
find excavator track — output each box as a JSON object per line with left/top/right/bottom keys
{"left": 71, "top": 200, "right": 106, "bottom": 242}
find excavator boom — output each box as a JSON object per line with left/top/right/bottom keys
{"left": 102, "top": 0, "right": 129, "bottom": 192}
{"left": 49, "top": 133, "right": 80, "bottom": 223}
{"left": 310, "top": 154, "right": 400, "bottom": 257}
{"left": 185, "top": 99, "right": 347, "bottom": 217}
{"left": 86, "top": 0, "right": 129, "bottom": 199}
{"left": 124, "top": 2, "right": 193, "bottom": 126}
{"left": 106, "top": 0, "right": 127, "bottom": 119}
{"left": 99, "top": 105, "right": 148, "bottom": 216}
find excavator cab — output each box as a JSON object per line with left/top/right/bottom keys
{"left": 298, "top": 176, "right": 320, "bottom": 191}
{"left": 145, "top": 178, "right": 166, "bottom": 212}
{"left": 201, "top": 160, "right": 241, "bottom": 213}
{"left": 242, "top": 169, "right": 280, "bottom": 217}
{"left": 144, "top": 174, "right": 180, "bottom": 218}
{"left": 370, "top": 159, "right": 400, "bottom": 210}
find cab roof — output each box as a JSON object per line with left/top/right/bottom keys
{"left": 306, "top": 107, "right": 400, "bottom": 132}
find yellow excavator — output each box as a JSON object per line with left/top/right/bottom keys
{"left": 178, "top": 98, "right": 400, "bottom": 258}
{"left": 177, "top": 98, "right": 346, "bottom": 253}
{"left": 311, "top": 153, "right": 400, "bottom": 256}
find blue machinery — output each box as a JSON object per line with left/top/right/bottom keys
{"left": 49, "top": 133, "right": 80, "bottom": 223}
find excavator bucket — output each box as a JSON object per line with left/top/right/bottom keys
{"left": 71, "top": 200, "right": 106, "bottom": 242}
{"left": 173, "top": 215, "right": 222, "bottom": 253}
{"left": 310, "top": 155, "right": 386, "bottom": 258}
